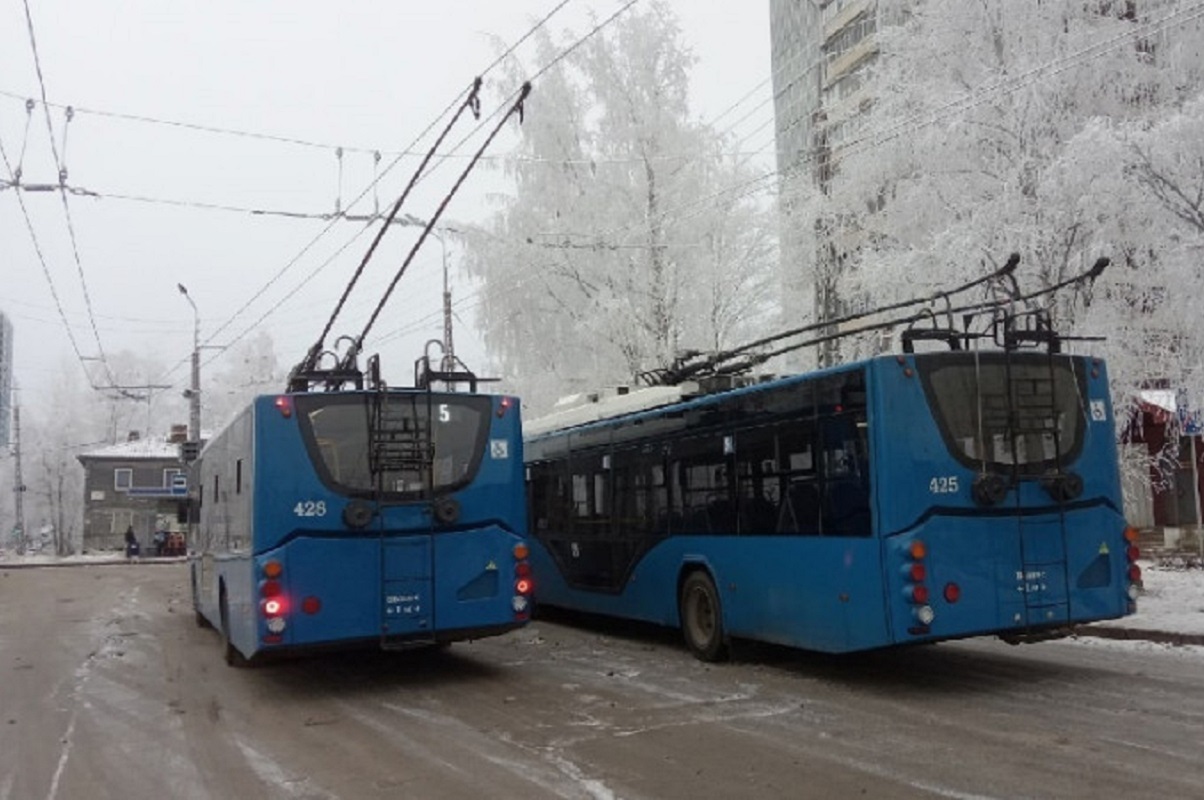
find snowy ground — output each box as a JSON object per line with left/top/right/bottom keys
{"left": 1126, "top": 560, "right": 1204, "bottom": 635}
{"left": 0, "top": 550, "right": 186, "bottom": 567}
{"left": 1, "top": 551, "right": 1201, "bottom": 635}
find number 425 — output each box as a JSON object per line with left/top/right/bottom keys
{"left": 929, "top": 476, "right": 959, "bottom": 494}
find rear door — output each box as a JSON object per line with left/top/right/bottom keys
{"left": 372, "top": 393, "right": 437, "bottom": 644}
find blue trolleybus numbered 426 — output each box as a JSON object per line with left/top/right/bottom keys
{"left": 524, "top": 325, "right": 1139, "bottom": 660}
{"left": 189, "top": 384, "right": 531, "bottom": 666}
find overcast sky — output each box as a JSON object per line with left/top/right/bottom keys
{"left": 0, "top": 0, "right": 773, "bottom": 407}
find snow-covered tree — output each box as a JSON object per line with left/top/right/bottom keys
{"left": 794, "top": 0, "right": 1202, "bottom": 395}
{"left": 459, "top": 2, "right": 776, "bottom": 412}
{"left": 204, "top": 330, "right": 282, "bottom": 433}
{"left": 25, "top": 362, "right": 97, "bottom": 554}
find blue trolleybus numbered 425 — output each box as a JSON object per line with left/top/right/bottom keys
{"left": 524, "top": 338, "right": 1139, "bottom": 660}
{"left": 189, "top": 384, "right": 532, "bottom": 666}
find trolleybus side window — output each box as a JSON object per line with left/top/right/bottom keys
{"left": 734, "top": 424, "right": 781, "bottom": 534}
{"left": 777, "top": 420, "right": 821, "bottom": 535}
{"left": 816, "top": 371, "right": 872, "bottom": 537}
{"left": 673, "top": 432, "right": 734, "bottom": 535}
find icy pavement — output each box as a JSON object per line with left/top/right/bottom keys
{"left": 2, "top": 551, "right": 1201, "bottom": 639}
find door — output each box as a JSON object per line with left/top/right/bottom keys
{"left": 381, "top": 534, "right": 435, "bottom": 643}
{"left": 1015, "top": 512, "right": 1070, "bottom": 626}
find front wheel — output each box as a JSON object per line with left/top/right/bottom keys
{"left": 680, "top": 571, "right": 728, "bottom": 662}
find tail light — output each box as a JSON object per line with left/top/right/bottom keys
{"left": 512, "top": 541, "right": 533, "bottom": 618}
{"left": 1123, "top": 524, "right": 1141, "bottom": 606}
{"left": 259, "top": 559, "right": 290, "bottom": 639}
{"left": 274, "top": 396, "right": 293, "bottom": 418}
{"left": 904, "top": 539, "right": 934, "bottom": 633}
{"left": 497, "top": 396, "right": 514, "bottom": 418}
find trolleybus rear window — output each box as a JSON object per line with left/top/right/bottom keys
{"left": 918, "top": 354, "right": 1087, "bottom": 474}
{"left": 294, "top": 394, "right": 492, "bottom": 497}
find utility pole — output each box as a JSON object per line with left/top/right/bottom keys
{"left": 12, "top": 392, "right": 26, "bottom": 553}
{"left": 438, "top": 230, "right": 455, "bottom": 374}
{"left": 399, "top": 214, "right": 457, "bottom": 374}
{"left": 178, "top": 283, "right": 201, "bottom": 442}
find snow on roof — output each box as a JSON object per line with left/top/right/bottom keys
{"left": 77, "top": 437, "right": 182, "bottom": 461}
{"left": 525, "top": 383, "right": 700, "bottom": 438}
{"left": 1140, "top": 390, "right": 1178, "bottom": 413}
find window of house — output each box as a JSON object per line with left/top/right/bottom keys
{"left": 163, "top": 468, "right": 184, "bottom": 488}
{"left": 114, "top": 468, "right": 133, "bottom": 490}
{"left": 111, "top": 509, "right": 133, "bottom": 534}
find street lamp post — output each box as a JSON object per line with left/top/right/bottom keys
{"left": 177, "top": 283, "right": 201, "bottom": 442}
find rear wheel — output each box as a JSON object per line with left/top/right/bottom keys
{"left": 191, "top": 569, "right": 211, "bottom": 629}
{"left": 219, "top": 588, "right": 250, "bottom": 668}
{"left": 680, "top": 571, "right": 728, "bottom": 662}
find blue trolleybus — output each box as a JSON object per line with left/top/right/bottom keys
{"left": 524, "top": 335, "right": 1140, "bottom": 659}
{"left": 190, "top": 376, "right": 532, "bottom": 665}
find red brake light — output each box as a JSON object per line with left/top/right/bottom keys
{"left": 909, "top": 563, "right": 926, "bottom": 582}
{"left": 274, "top": 396, "right": 293, "bottom": 418}
{"left": 515, "top": 562, "right": 532, "bottom": 578}
{"left": 1126, "top": 545, "right": 1140, "bottom": 562}
{"left": 301, "top": 596, "right": 321, "bottom": 614}
{"left": 260, "top": 580, "right": 282, "bottom": 598}
{"left": 1128, "top": 564, "right": 1142, "bottom": 583}
{"left": 515, "top": 578, "right": 533, "bottom": 595}
{"left": 944, "top": 582, "right": 961, "bottom": 603}
{"left": 911, "top": 585, "right": 930, "bottom": 604}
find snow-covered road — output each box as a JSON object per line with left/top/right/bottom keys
{"left": 2, "top": 562, "right": 1204, "bottom": 799}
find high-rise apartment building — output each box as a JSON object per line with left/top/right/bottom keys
{"left": 770, "top": 0, "right": 883, "bottom": 364}
{"left": 0, "top": 311, "right": 13, "bottom": 448}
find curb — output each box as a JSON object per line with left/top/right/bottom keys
{"left": 0, "top": 557, "right": 188, "bottom": 571}
{"left": 1071, "top": 625, "right": 1204, "bottom": 647}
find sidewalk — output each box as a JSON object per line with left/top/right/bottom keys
{"left": 1076, "top": 560, "right": 1204, "bottom": 646}
{"left": 0, "top": 551, "right": 188, "bottom": 568}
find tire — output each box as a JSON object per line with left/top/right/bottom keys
{"left": 680, "top": 570, "right": 728, "bottom": 662}
{"left": 191, "top": 570, "right": 211, "bottom": 629}
{"left": 219, "top": 588, "right": 250, "bottom": 668}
